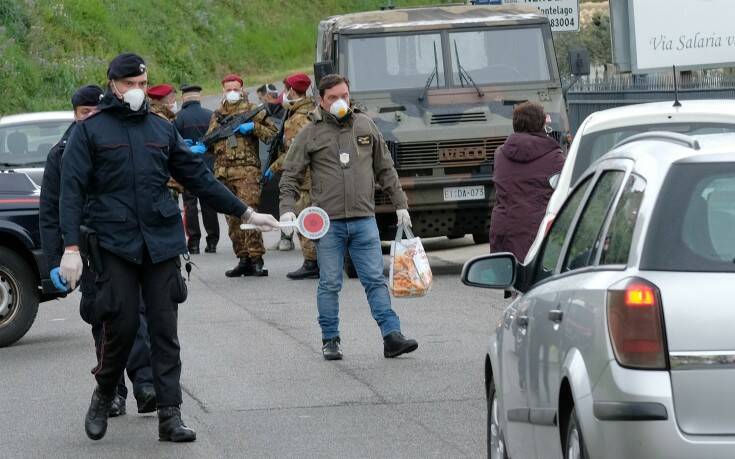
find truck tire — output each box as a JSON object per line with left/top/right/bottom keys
{"left": 0, "top": 247, "right": 40, "bottom": 347}
{"left": 473, "top": 232, "right": 490, "bottom": 244}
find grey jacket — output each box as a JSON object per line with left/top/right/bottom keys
{"left": 279, "top": 107, "right": 407, "bottom": 219}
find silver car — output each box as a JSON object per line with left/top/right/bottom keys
{"left": 463, "top": 131, "right": 735, "bottom": 458}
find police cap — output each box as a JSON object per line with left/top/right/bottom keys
{"left": 180, "top": 84, "right": 202, "bottom": 93}
{"left": 71, "top": 85, "right": 104, "bottom": 108}
{"left": 107, "top": 53, "right": 147, "bottom": 80}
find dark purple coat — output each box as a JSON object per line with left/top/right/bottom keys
{"left": 489, "top": 132, "right": 565, "bottom": 261}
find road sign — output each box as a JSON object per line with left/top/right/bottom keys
{"left": 240, "top": 206, "right": 330, "bottom": 240}
{"left": 502, "top": 0, "right": 580, "bottom": 32}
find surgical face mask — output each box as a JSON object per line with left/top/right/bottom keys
{"left": 225, "top": 90, "right": 242, "bottom": 103}
{"left": 282, "top": 91, "right": 302, "bottom": 110}
{"left": 112, "top": 81, "right": 146, "bottom": 111}
{"left": 168, "top": 101, "right": 178, "bottom": 113}
{"left": 329, "top": 98, "right": 350, "bottom": 119}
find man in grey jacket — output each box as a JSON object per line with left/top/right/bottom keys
{"left": 280, "top": 74, "right": 418, "bottom": 361}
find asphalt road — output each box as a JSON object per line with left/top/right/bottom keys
{"left": 1, "top": 218, "right": 506, "bottom": 458}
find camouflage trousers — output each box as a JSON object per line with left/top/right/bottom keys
{"left": 219, "top": 166, "right": 265, "bottom": 259}
{"left": 294, "top": 190, "right": 316, "bottom": 261}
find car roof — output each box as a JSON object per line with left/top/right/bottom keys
{"left": 581, "top": 100, "right": 735, "bottom": 134}
{"left": 0, "top": 111, "right": 74, "bottom": 126}
{"left": 320, "top": 4, "right": 544, "bottom": 35}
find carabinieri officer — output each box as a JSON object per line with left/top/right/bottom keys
{"left": 59, "top": 53, "right": 278, "bottom": 443}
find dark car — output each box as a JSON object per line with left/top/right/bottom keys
{"left": 0, "top": 171, "right": 65, "bottom": 347}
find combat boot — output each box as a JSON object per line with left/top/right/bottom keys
{"left": 108, "top": 394, "right": 126, "bottom": 417}
{"left": 225, "top": 257, "right": 253, "bottom": 277}
{"left": 134, "top": 385, "right": 157, "bottom": 414}
{"left": 286, "top": 260, "right": 319, "bottom": 280}
{"left": 383, "top": 331, "right": 418, "bottom": 358}
{"left": 248, "top": 256, "right": 269, "bottom": 277}
{"left": 85, "top": 386, "right": 115, "bottom": 441}
{"left": 204, "top": 241, "right": 217, "bottom": 253}
{"left": 158, "top": 406, "right": 196, "bottom": 442}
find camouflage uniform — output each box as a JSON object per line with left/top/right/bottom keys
{"left": 206, "top": 100, "right": 276, "bottom": 260}
{"left": 271, "top": 97, "right": 317, "bottom": 262}
{"left": 150, "top": 103, "right": 185, "bottom": 195}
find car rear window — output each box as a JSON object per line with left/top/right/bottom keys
{"left": 642, "top": 162, "right": 735, "bottom": 272}
{"left": 573, "top": 123, "right": 735, "bottom": 183}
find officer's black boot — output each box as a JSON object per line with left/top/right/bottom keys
{"left": 225, "top": 257, "right": 253, "bottom": 277}
{"left": 158, "top": 406, "right": 197, "bottom": 442}
{"left": 187, "top": 240, "right": 200, "bottom": 255}
{"left": 109, "top": 394, "right": 126, "bottom": 417}
{"left": 85, "top": 386, "right": 115, "bottom": 441}
{"left": 383, "top": 331, "right": 419, "bottom": 358}
{"left": 204, "top": 241, "right": 217, "bottom": 253}
{"left": 286, "top": 260, "right": 320, "bottom": 280}
{"left": 247, "top": 256, "right": 268, "bottom": 277}
{"left": 134, "top": 385, "right": 157, "bottom": 414}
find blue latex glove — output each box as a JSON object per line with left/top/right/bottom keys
{"left": 183, "top": 139, "right": 194, "bottom": 147}
{"left": 234, "top": 122, "right": 254, "bottom": 135}
{"left": 190, "top": 143, "right": 207, "bottom": 155}
{"left": 50, "top": 267, "right": 69, "bottom": 292}
{"left": 262, "top": 167, "right": 274, "bottom": 184}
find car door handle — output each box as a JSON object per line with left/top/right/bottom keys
{"left": 517, "top": 315, "right": 529, "bottom": 327}
{"left": 548, "top": 310, "right": 563, "bottom": 323}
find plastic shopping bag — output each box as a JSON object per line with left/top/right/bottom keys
{"left": 389, "top": 225, "right": 433, "bottom": 298}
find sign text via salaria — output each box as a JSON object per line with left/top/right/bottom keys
{"left": 502, "top": 0, "right": 580, "bottom": 32}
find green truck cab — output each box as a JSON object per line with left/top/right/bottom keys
{"left": 315, "top": 5, "right": 569, "bottom": 242}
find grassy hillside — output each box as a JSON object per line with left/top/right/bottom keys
{"left": 0, "top": 0, "right": 433, "bottom": 114}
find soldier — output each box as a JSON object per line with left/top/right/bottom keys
{"left": 147, "top": 84, "right": 184, "bottom": 197}
{"left": 265, "top": 73, "right": 318, "bottom": 279}
{"left": 280, "top": 74, "right": 418, "bottom": 361}
{"left": 58, "top": 53, "right": 279, "bottom": 442}
{"left": 204, "top": 73, "right": 277, "bottom": 277}
{"left": 174, "top": 84, "right": 219, "bottom": 254}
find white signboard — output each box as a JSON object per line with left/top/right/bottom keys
{"left": 503, "top": 0, "right": 580, "bottom": 32}
{"left": 630, "top": 0, "right": 735, "bottom": 72}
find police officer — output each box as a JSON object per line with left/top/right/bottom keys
{"left": 280, "top": 74, "right": 418, "bottom": 361}
{"left": 59, "top": 53, "right": 279, "bottom": 442}
{"left": 40, "top": 84, "right": 158, "bottom": 418}
{"left": 174, "top": 84, "right": 219, "bottom": 254}
{"left": 204, "top": 73, "right": 277, "bottom": 277}
{"left": 265, "top": 73, "right": 318, "bottom": 279}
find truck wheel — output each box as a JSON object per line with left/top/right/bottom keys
{"left": 0, "top": 247, "right": 39, "bottom": 347}
{"left": 473, "top": 232, "right": 490, "bottom": 244}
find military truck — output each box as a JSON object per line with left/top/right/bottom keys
{"left": 315, "top": 5, "right": 570, "bottom": 243}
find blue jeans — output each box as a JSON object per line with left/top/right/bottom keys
{"left": 316, "top": 217, "right": 401, "bottom": 340}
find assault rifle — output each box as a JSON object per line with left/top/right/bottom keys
{"left": 265, "top": 119, "right": 286, "bottom": 169}
{"left": 202, "top": 105, "right": 266, "bottom": 149}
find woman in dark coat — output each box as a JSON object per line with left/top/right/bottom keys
{"left": 489, "top": 101, "right": 565, "bottom": 261}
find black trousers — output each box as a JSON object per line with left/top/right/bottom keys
{"left": 80, "top": 269, "right": 154, "bottom": 398}
{"left": 183, "top": 190, "right": 220, "bottom": 247}
{"left": 92, "top": 249, "right": 183, "bottom": 407}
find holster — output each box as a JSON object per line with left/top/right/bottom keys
{"left": 79, "top": 225, "right": 104, "bottom": 275}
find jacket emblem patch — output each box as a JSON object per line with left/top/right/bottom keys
{"left": 356, "top": 135, "right": 371, "bottom": 146}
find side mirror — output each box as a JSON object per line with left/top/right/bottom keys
{"left": 314, "top": 61, "right": 336, "bottom": 87}
{"left": 461, "top": 253, "right": 517, "bottom": 289}
{"left": 549, "top": 173, "right": 560, "bottom": 190}
{"left": 568, "top": 47, "right": 590, "bottom": 76}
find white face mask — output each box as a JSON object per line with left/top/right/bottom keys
{"left": 329, "top": 98, "right": 350, "bottom": 119}
{"left": 112, "top": 81, "right": 146, "bottom": 111}
{"left": 282, "top": 92, "right": 302, "bottom": 109}
{"left": 169, "top": 101, "right": 178, "bottom": 113}
{"left": 225, "top": 90, "right": 242, "bottom": 103}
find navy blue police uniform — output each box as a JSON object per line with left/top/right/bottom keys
{"left": 174, "top": 85, "right": 219, "bottom": 253}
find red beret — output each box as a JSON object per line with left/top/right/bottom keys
{"left": 146, "top": 84, "right": 175, "bottom": 100}
{"left": 284, "top": 73, "right": 311, "bottom": 94}
{"left": 222, "top": 73, "right": 243, "bottom": 86}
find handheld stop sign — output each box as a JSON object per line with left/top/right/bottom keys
{"left": 240, "top": 206, "right": 330, "bottom": 240}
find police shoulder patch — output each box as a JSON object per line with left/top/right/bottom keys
{"left": 356, "top": 135, "right": 371, "bottom": 146}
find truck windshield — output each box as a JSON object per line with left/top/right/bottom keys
{"left": 346, "top": 33, "right": 444, "bottom": 92}
{"left": 449, "top": 28, "right": 550, "bottom": 86}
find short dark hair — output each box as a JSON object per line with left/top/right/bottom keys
{"left": 256, "top": 85, "right": 267, "bottom": 96}
{"left": 512, "top": 102, "right": 546, "bottom": 133}
{"left": 318, "top": 74, "right": 350, "bottom": 97}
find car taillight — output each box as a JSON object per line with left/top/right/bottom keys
{"left": 607, "top": 278, "right": 668, "bottom": 370}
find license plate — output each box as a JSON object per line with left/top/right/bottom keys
{"left": 443, "top": 185, "right": 485, "bottom": 201}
